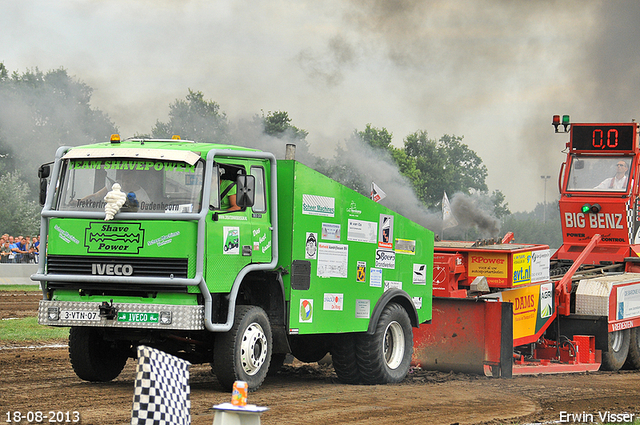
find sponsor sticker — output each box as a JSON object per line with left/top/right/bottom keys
{"left": 323, "top": 293, "right": 344, "bottom": 311}
{"left": 355, "top": 299, "right": 370, "bottom": 319}
{"left": 347, "top": 219, "right": 377, "bottom": 243}
{"left": 356, "top": 261, "right": 366, "bottom": 283}
{"left": 384, "top": 281, "right": 402, "bottom": 291}
{"left": 375, "top": 249, "right": 395, "bottom": 269}
{"left": 413, "top": 264, "right": 427, "bottom": 285}
{"left": 302, "top": 194, "right": 335, "bottom": 217}
{"left": 299, "top": 299, "right": 313, "bottom": 323}
{"left": 85, "top": 222, "right": 144, "bottom": 254}
{"left": 378, "top": 215, "right": 394, "bottom": 249}
{"left": 370, "top": 268, "right": 382, "bottom": 287}
{"left": 321, "top": 223, "right": 341, "bottom": 241}
{"left": 395, "top": 238, "right": 416, "bottom": 254}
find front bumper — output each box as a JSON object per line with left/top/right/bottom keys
{"left": 38, "top": 300, "right": 205, "bottom": 330}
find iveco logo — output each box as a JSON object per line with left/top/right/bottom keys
{"left": 91, "top": 263, "right": 133, "bottom": 276}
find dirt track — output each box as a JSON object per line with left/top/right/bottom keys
{"left": 2, "top": 290, "right": 640, "bottom": 425}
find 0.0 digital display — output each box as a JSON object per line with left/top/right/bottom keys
{"left": 571, "top": 124, "right": 636, "bottom": 151}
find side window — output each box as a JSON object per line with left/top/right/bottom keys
{"left": 250, "top": 166, "right": 266, "bottom": 213}
{"left": 211, "top": 163, "right": 246, "bottom": 211}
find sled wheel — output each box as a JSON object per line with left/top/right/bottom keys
{"left": 623, "top": 327, "right": 640, "bottom": 369}
{"left": 213, "top": 305, "right": 272, "bottom": 392}
{"left": 331, "top": 333, "right": 361, "bottom": 384}
{"left": 356, "top": 302, "right": 413, "bottom": 384}
{"left": 68, "top": 327, "right": 130, "bottom": 382}
{"left": 601, "top": 329, "right": 630, "bottom": 371}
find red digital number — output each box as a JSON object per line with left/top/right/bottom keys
{"left": 592, "top": 129, "right": 603, "bottom": 148}
{"left": 592, "top": 128, "right": 618, "bottom": 149}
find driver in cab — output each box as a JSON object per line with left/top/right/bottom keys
{"left": 595, "top": 161, "right": 629, "bottom": 190}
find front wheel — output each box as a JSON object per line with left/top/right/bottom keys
{"left": 601, "top": 329, "right": 630, "bottom": 371}
{"left": 356, "top": 302, "right": 413, "bottom": 384}
{"left": 68, "top": 327, "right": 130, "bottom": 382}
{"left": 213, "top": 305, "right": 272, "bottom": 392}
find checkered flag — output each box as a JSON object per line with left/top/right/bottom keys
{"left": 131, "top": 346, "right": 191, "bottom": 425}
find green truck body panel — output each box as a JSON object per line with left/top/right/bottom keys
{"left": 276, "top": 160, "right": 433, "bottom": 334}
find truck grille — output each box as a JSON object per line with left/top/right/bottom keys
{"left": 46, "top": 255, "right": 188, "bottom": 278}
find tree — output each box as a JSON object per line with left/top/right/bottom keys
{"left": 402, "top": 132, "right": 488, "bottom": 208}
{"left": 0, "top": 64, "right": 117, "bottom": 197}
{"left": 491, "top": 190, "right": 511, "bottom": 219}
{"left": 151, "top": 89, "right": 231, "bottom": 143}
{"left": 501, "top": 201, "right": 562, "bottom": 248}
{"left": 0, "top": 171, "right": 41, "bottom": 236}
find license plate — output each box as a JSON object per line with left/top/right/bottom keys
{"left": 117, "top": 312, "right": 159, "bottom": 323}
{"left": 60, "top": 310, "right": 100, "bottom": 321}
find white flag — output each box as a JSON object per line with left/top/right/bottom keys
{"left": 371, "top": 182, "right": 386, "bottom": 203}
{"left": 442, "top": 192, "right": 458, "bottom": 229}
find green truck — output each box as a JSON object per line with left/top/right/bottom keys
{"left": 34, "top": 135, "right": 434, "bottom": 391}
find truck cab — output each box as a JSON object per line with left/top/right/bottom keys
{"left": 554, "top": 120, "right": 640, "bottom": 266}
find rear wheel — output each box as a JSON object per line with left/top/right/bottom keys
{"left": 68, "top": 327, "right": 130, "bottom": 382}
{"left": 601, "top": 329, "right": 630, "bottom": 371}
{"left": 331, "top": 333, "right": 361, "bottom": 384}
{"left": 213, "top": 305, "right": 272, "bottom": 392}
{"left": 356, "top": 302, "right": 413, "bottom": 384}
{"left": 623, "top": 327, "right": 640, "bottom": 369}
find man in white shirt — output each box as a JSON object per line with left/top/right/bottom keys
{"left": 595, "top": 161, "right": 629, "bottom": 190}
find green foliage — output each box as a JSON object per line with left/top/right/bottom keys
{"left": 358, "top": 123, "right": 393, "bottom": 151}
{"left": 491, "top": 190, "right": 511, "bottom": 219}
{"left": 151, "top": 89, "right": 231, "bottom": 144}
{"left": 0, "top": 64, "right": 117, "bottom": 200}
{"left": 262, "top": 110, "right": 308, "bottom": 141}
{"left": 402, "top": 131, "right": 488, "bottom": 208}
{"left": 0, "top": 317, "right": 68, "bottom": 342}
{"left": 0, "top": 171, "right": 41, "bottom": 235}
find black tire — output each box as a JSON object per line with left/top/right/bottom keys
{"left": 213, "top": 305, "right": 272, "bottom": 392}
{"left": 355, "top": 302, "right": 413, "bottom": 384}
{"left": 623, "top": 327, "right": 640, "bottom": 369}
{"left": 68, "top": 327, "right": 130, "bottom": 382}
{"left": 601, "top": 329, "right": 630, "bottom": 371}
{"left": 331, "top": 333, "right": 361, "bottom": 384}
{"left": 290, "top": 334, "right": 329, "bottom": 363}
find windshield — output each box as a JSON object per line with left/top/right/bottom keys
{"left": 566, "top": 156, "right": 632, "bottom": 192}
{"left": 53, "top": 158, "right": 204, "bottom": 213}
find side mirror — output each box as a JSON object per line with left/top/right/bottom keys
{"left": 235, "top": 174, "right": 255, "bottom": 208}
{"left": 38, "top": 163, "right": 51, "bottom": 206}
{"left": 38, "top": 164, "right": 50, "bottom": 179}
{"left": 39, "top": 179, "right": 48, "bottom": 206}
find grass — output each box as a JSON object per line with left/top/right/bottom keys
{"left": 0, "top": 317, "right": 68, "bottom": 343}
{"left": 0, "top": 284, "right": 40, "bottom": 291}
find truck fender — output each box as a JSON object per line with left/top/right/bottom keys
{"left": 366, "top": 288, "right": 419, "bottom": 335}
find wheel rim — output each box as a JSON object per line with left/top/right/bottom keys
{"left": 240, "top": 322, "right": 268, "bottom": 376}
{"left": 611, "top": 330, "right": 624, "bottom": 352}
{"left": 383, "top": 321, "right": 405, "bottom": 370}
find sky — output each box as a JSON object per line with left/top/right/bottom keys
{"left": 2, "top": 0, "right": 640, "bottom": 213}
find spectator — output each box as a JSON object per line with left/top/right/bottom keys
{"left": 7, "top": 236, "right": 16, "bottom": 263}
{"left": 11, "top": 236, "right": 29, "bottom": 263}
{"left": 0, "top": 241, "right": 11, "bottom": 263}
{"left": 32, "top": 236, "right": 40, "bottom": 264}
